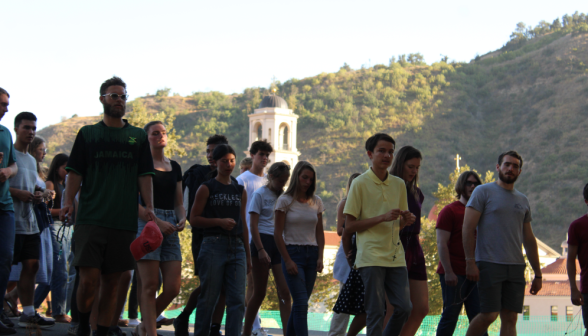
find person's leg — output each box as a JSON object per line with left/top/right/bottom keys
{"left": 33, "top": 283, "right": 50, "bottom": 310}
{"left": 466, "top": 262, "right": 505, "bottom": 336}
{"left": 90, "top": 280, "right": 101, "bottom": 331}
{"left": 359, "top": 267, "right": 386, "bottom": 336}
{"left": 128, "top": 271, "right": 139, "bottom": 321}
{"left": 111, "top": 270, "right": 132, "bottom": 328}
{"left": 155, "top": 262, "right": 181, "bottom": 317}
{"left": 399, "top": 279, "right": 427, "bottom": 336}
{"left": 210, "top": 292, "right": 226, "bottom": 336}
{"left": 70, "top": 269, "right": 80, "bottom": 325}
{"left": 138, "top": 261, "right": 161, "bottom": 336}
{"left": 17, "top": 259, "right": 40, "bottom": 312}
{"left": 463, "top": 279, "right": 483, "bottom": 324}
{"left": 244, "top": 257, "right": 270, "bottom": 335}
{"left": 0, "top": 211, "right": 15, "bottom": 310}
{"left": 465, "top": 312, "right": 499, "bottom": 336}
{"left": 498, "top": 309, "right": 517, "bottom": 336}
{"left": 348, "top": 314, "right": 367, "bottom": 336}
{"left": 49, "top": 224, "right": 71, "bottom": 320}
{"left": 436, "top": 274, "right": 465, "bottom": 336}
{"left": 328, "top": 283, "right": 350, "bottom": 336}
{"left": 383, "top": 267, "right": 412, "bottom": 336}
{"left": 223, "top": 244, "right": 246, "bottom": 336}
{"left": 96, "top": 272, "right": 122, "bottom": 334}
{"left": 66, "top": 238, "right": 76, "bottom": 316}
{"left": 175, "top": 231, "right": 203, "bottom": 335}
{"left": 272, "top": 263, "right": 291, "bottom": 332}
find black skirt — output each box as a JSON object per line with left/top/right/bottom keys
{"left": 333, "top": 268, "right": 365, "bottom": 315}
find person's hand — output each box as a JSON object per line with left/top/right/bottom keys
{"left": 285, "top": 259, "right": 298, "bottom": 275}
{"left": 145, "top": 206, "right": 156, "bottom": 222}
{"left": 401, "top": 210, "right": 416, "bottom": 226}
{"left": 0, "top": 152, "right": 4, "bottom": 165}
{"left": 176, "top": 218, "right": 186, "bottom": 232}
{"left": 42, "top": 189, "right": 55, "bottom": 201}
{"left": 156, "top": 219, "right": 177, "bottom": 236}
{"left": 33, "top": 191, "right": 43, "bottom": 204}
{"left": 383, "top": 209, "right": 401, "bottom": 222}
{"left": 14, "top": 190, "right": 34, "bottom": 203}
{"left": 466, "top": 260, "right": 479, "bottom": 282}
{"left": 444, "top": 271, "right": 458, "bottom": 286}
{"left": 219, "top": 218, "right": 237, "bottom": 231}
{"left": 60, "top": 204, "right": 74, "bottom": 223}
{"left": 529, "top": 277, "right": 542, "bottom": 295}
{"left": 316, "top": 259, "right": 324, "bottom": 273}
{"left": 0, "top": 168, "right": 10, "bottom": 183}
{"left": 258, "top": 249, "right": 271, "bottom": 267}
{"left": 572, "top": 287, "right": 584, "bottom": 306}
{"left": 247, "top": 256, "right": 253, "bottom": 275}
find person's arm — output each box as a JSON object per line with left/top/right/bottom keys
{"left": 345, "top": 209, "right": 401, "bottom": 234}
{"left": 44, "top": 181, "right": 60, "bottom": 216}
{"left": 0, "top": 162, "right": 17, "bottom": 183}
{"left": 316, "top": 212, "right": 325, "bottom": 273}
{"left": 60, "top": 171, "right": 82, "bottom": 221}
{"left": 241, "top": 189, "right": 252, "bottom": 275}
{"left": 336, "top": 200, "right": 346, "bottom": 236}
{"left": 274, "top": 209, "right": 297, "bottom": 275}
{"left": 437, "top": 229, "right": 458, "bottom": 286}
{"left": 174, "top": 180, "right": 186, "bottom": 231}
{"left": 10, "top": 187, "right": 34, "bottom": 203}
{"left": 190, "top": 185, "right": 236, "bottom": 230}
{"left": 462, "top": 207, "right": 482, "bottom": 281}
{"left": 250, "top": 212, "right": 270, "bottom": 266}
{"left": 138, "top": 175, "right": 156, "bottom": 223}
{"left": 342, "top": 227, "right": 354, "bottom": 267}
{"left": 523, "top": 221, "right": 542, "bottom": 295}
{"left": 568, "top": 244, "right": 583, "bottom": 305}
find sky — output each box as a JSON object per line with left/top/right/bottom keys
{"left": 1, "top": 0, "right": 585, "bottom": 137}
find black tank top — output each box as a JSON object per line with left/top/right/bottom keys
{"left": 201, "top": 178, "right": 244, "bottom": 237}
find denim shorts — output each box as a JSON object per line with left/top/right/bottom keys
{"left": 136, "top": 209, "right": 182, "bottom": 262}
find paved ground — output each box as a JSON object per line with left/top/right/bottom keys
{"left": 6, "top": 317, "right": 327, "bottom": 336}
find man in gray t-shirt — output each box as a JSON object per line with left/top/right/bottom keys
{"left": 462, "top": 151, "right": 541, "bottom": 336}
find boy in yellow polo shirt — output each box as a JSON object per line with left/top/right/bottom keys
{"left": 344, "top": 133, "right": 416, "bottom": 336}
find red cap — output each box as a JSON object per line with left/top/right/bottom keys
{"left": 130, "top": 221, "right": 163, "bottom": 261}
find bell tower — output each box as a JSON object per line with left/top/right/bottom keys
{"left": 248, "top": 93, "right": 300, "bottom": 169}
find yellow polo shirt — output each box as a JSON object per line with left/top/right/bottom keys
{"left": 343, "top": 168, "right": 408, "bottom": 268}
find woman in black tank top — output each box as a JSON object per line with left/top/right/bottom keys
{"left": 190, "top": 144, "right": 251, "bottom": 336}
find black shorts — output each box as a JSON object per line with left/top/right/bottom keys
{"left": 250, "top": 233, "right": 282, "bottom": 265}
{"left": 191, "top": 231, "right": 203, "bottom": 275}
{"left": 477, "top": 261, "right": 526, "bottom": 313}
{"left": 13, "top": 233, "right": 40, "bottom": 264}
{"left": 72, "top": 225, "right": 136, "bottom": 274}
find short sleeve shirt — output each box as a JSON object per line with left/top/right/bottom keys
{"left": 237, "top": 170, "right": 267, "bottom": 236}
{"left": 66, "top": 120, "right": 154, "bottom": 232}
{"left": 436, "top": 201, "right": 467, "bottom": 275}
{"left": 275, "top": 194, "right": 324, "bottom": 246}
{"left": 10, "top": 150, "right": 38, "bottom": 234}
{"left": 343, "top": 168, "right": 409, "bottom": 268}
{"left": 248, "top": 186, "right": 279, "bottom": 236}
{"left": 0, "top": 125, "right": 16, "bottom": 211}
{"left": 467, "top": 182, "right": 532, "bottom": 265}
{"left": 568, "top": 215, "right": 588, "bottom": 293}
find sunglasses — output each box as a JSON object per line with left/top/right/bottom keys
{"left": 466, "top": 181, "right": 481, "bottom": 187}
{"left": 102, "top": 93, "right": 129, "bottom": 101}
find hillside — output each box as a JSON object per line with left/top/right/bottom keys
{"left": 38, "top": 14, "right": 588, "bottom": 249}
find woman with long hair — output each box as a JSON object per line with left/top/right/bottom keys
{"left": 274, "top": 161, "right": 325, "bottom": 336}
{"left": 45, "top": 154, "right": 69, "bottom": 221}
{"left": 389, "top": 146, "right": 427, "bottom": 336}
{"left": 191, "top": 144, "right": 251, "bottom": 336}
{"left": 244, "top": 162, "right": 291, "bottom": 336}
{"left": 135, "top": 121, "right": 186, "bottom": 336}
{"left": 329, "top": 172, "right": 364, "bottom": 336}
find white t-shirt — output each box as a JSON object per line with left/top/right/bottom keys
{"left": 248, "top": 186, "right": 279, "bottom": 236}
{"left": 236, "top": 170, "right": 267, "bottom": 239}
{"left": 275, "top": 194, "right": 324, "bottom": 246}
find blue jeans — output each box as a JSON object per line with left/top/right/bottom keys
{"left": 34, "top": 222, "right": 73, "bottom": 316}
{"left": 0, "top": 210, "right": 15, "bottom": 306}
{"left": 437, "top": 274, "right": 486, "bottom": 336}
{"left": 281, "top": 245, "right": 319, "bottom": 336}
{"left": 194, "top": 235, "right": 246, "bottom": 336}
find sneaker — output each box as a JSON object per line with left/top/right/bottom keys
{"left": 0, "top": 312, "right": 14, "bottom": 328}
{"left": 173, "top": 315, "right": 189, "bottom": 336}
{"left": 252, "top": 327, "right": 268, "bottom": 336}
{"left": 108, "top": 326, "right": 127, "bottom": 336}
{"left": 128, "top": 319, "right": 141, "bottom": 327}
{"left": 18, "top": 312, "right": 55, "bottom": 329}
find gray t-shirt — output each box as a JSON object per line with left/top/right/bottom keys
{"left": 248, "top": 186, "right": 279, "bottom": 236}
{"left": 10, "top": 150, "right": 39, "bottom": 235}
{"left": 467, "top": 182, "right": 532, "bottom": 265}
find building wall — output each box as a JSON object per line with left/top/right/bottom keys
{"left": 523, "top": 296, "right": 580, "bottom": 318}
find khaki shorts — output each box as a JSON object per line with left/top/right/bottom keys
{"left": 73, "top": 225, "right": 136, "bottom": 274}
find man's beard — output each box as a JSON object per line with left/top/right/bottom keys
{"left": 498, "top": 170, "right": 518, "bottom": 184}
{"left": 103, "top": 102, "right": 125, "bottom": 118}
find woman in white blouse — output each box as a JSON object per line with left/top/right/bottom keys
{"left": 274, "top": 161, "right": 325, "bottom": 336}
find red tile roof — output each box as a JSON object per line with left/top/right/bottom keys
{"left": 541, "top": 258, "right": 580, "bottom": 275}
{"left": 524, "top": 280, "right": 580, "bottom": 296}
{"left": 324, "top": 231, "right": 341, "bottom": 247}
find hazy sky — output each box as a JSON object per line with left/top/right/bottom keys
{"left": 1, "top": 0, "right": 584, "bottom": 136}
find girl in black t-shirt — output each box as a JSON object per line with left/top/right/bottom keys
{"left": 190, "top": 144, "right": 251, "bottom": 336}
{"left": 136, "top": 121, "right": 186, "bottom": 336}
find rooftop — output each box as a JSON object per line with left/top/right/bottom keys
{"left": 524, "top": 280, "right": 580, "bottom": 296}
{"left": 541, "top": 258, "right": 580, "bottom": 275}
{"left": 259, "top": 95, "right": 289, "bottom": 109}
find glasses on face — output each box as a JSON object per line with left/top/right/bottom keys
{"left": 466, "top": 181, "right": 481, "bottom": 187}
{"left": 102, "top": 93, "right": 129, "bottom": 101}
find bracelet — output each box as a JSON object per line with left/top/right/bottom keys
{"left": 465, "top": 257, "right": 475, "bottom": 261}
{"left": 534, "top": 275, "right": 542, "bottom": 279}
{"left": 258, "top": 248, "right": 265, "bottom": 252}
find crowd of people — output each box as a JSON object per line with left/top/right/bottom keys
{"left": 0, "top": 77, "right": 586, "bottom": 336}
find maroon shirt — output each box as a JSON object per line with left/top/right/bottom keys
{"left": 567, "top": 215, "right": 588, "bottom": 293}
{"left": 436, "top": 201, "right": 467, "bottom": 275}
